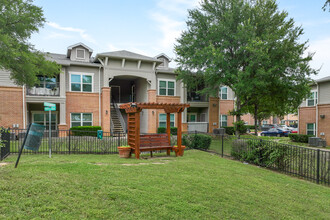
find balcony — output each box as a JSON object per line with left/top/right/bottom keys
{"left": 27, "top": 83, "right": 60, "bottom": 96}
{"left": 187, "top": 92, "right": 208, "bottom": 102}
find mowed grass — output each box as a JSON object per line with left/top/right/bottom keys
{"left": 1, "top": 151, "right": 329, "bottom": 219}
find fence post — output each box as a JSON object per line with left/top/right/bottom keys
{"left": 117, "top": 132, "right": 121, "bottom": 147}
{"left": 316, "top": 149, "right": 320, "bottom": 184}
{"left": 68, "top": 130, "right": 71, "bottom": 155}
{"left": 221, "top": 134, "right": 224, "bottom": 157}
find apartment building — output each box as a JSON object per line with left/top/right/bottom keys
{"left": 298, "top": 76, "right": 330, "bottom": 144}
{"left": 0, "top": 42, "right": 287, "bottom": 134}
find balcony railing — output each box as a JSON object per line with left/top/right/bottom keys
{"left": 27, "top": 83, "right": 60, "bottom": 96}
{"left": 187, "top": 92, "right": 208, "bottom": 102}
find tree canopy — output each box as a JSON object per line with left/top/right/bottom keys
{"left": 324, "top": 0, "right": 330, "bottom": 11}
{"left": 0, "top": 0, "right": 60, "bottom": 86}
{"left": 175, "top": 0, "right": 317, "bottom": 135}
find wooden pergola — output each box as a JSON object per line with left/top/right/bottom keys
{"left": 120, "top": 102, "right": 190, "bottom": 159}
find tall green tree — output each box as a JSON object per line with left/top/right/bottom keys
{"left": 0, "top": 0, "right": 60, "bottom": 86}
{"left": 324, "top": 0, "right": 330, "bottom": 11}
{"left": 175, "top": 0, "right": 316, "bottom": 136}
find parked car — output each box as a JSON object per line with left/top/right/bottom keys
{"left": 291, "top": 128, "right": 298, "bottom": 134}
{"left": 279, "top": 125, "right": 294, "bottom": 131}
{"left": 260, "top": 128, "right": 290, "bottom": 137}
{"left": 261, "top": 124, "right": 277, "bottom": 131}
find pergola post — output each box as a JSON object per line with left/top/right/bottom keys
{"left": 166, "top": 113, "right": 171, "bottom": 145}
{"left": 135, "top": 112, "right": 140, "bottom": 159}
{"left": 177, "top": 111, "right": 182, "bottom": 156}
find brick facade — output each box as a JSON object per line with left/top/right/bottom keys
{"left": 147, "top": 90, "right": 157, "bottom": 133}
{"left": 219, "top": 100, "right": 235, "bottom": 126}
{"left": 155, "top": 95, "right": 181, "bottom": 131}
{"left": 0, "top": 86, "right": 24, "bottom": 128}
{"left": 209, "top": 97, "right": 219, "bottom": 132}
{"left": 317, "top": 104, "right": 330, "bottom": 144}
{"left": 66, "top": 92, "right": 100, "bottom": 128}
{"left": 298, "top": 107, "right": 316, "bottom": 135}
{"left": 101, "top": 87, "right": 111, "bottom": 132}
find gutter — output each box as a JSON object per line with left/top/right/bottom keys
{"left": 316, "top": 82, "right": 319, "bottom": 137}
{"left": 98, "top": 58, "right": 105, "bottom": 128}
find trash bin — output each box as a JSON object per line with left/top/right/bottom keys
{"left": 24, "top": 123, "right": 45, "bottom": 151}
{"left": 97, "top": 130, "right": 103, "bottom": 140}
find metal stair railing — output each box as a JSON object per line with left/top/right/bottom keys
{"left": 111, "top": 96, "right": 127, "bottom": 133}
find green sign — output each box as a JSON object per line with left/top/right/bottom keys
{"left": 44, "top": 102, "right": 56, "bottom": 108}
{"left": 44, "top": 106, "right": 56, "bottom": 111}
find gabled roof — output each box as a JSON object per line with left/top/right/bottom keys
{"left": 316, "top": 76, "right": 330, "bottom": 83}
{"left": 46, "top": 53, "right": 101, "bottom": 67}
{"left": 154, "top": 53, "right": 172, "bottom": 61}
{"left": 67, "top": 42, "right": 93, "bottom": 57}
{"left": 95, "top": 50, "right": 162, "bottom": 63}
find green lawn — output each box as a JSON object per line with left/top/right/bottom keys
{"left": 1, "top": 151, "right": 329, "bottom": 219}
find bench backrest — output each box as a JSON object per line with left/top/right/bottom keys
{"left": 140, "top": 134, "right": 170, "bottom": 147}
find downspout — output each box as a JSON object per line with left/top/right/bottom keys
{"left": 22, "top": 85, "right": 26, "bottom": 129}
{"left": 98, "top": 58, "right": 105, "bottom": 129}
{"left": 98, "top": 66, "right": 101, "bottom": 128}
{"left": 316, "top": 82, "right": 319, "bottom": 137}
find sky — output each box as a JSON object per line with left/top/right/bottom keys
{"left": 30, "top": 0, "right": 330, "bottom": 80}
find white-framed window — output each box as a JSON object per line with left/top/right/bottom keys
{"left": 220, "top": 86, "right": 228, "bottom": 100}
{"left": 187, "top": 113, "right": 197, "bottom": 122}
{"left": 70, "top": 72, "right": 93, "bottom": 92}
{"left": 307, "top": 90, "right": 317, "bottom": 107}
{"left": 262, "top": 120, "right": 268, "bottom": 125}
{"left": 220, "top": 115, "right": 228, "bottom": 127}
{"left": 76, "top": 49, "right": 85, "bottom": 59}
{"left": 32, "top": 111, "right": 58, "bottom": 130}
{"left": 306, "top": 123, "right": 315, "bottom": 136}
{"left": 158, "top": 79, "right": 175, "bottom": 96}
{"left": 159, "top": 113, "right": 175, "bottom": 127}
{"left": 71, "top": 113, "right": 93, "bottom": 127}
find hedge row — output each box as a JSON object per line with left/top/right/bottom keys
{"left": 182, "top": 133, "right": 212, "bottom": 150}
{"left": 223, "top": 126, "right": 248, "bottom": 135}
{"left": 288, "top": 133, "right": 314, "bottom": 143}
{"left": 70, "top": 126, "right": 102, "bottom": 137}
{"left": 157, "top": 127, "right": 178, "bottom": 135}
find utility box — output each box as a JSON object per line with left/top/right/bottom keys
{"left": 97, "top": 130, "right": 103, "bottom": 140}
{"left": 308, "top": 137, "right": 326, "bottom": 147}
{"left": 213, "top": 128, "right": 225, "bottom": 135}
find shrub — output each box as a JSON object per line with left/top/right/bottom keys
{"left": 70, "top": 126, "right": 102, "bottom": 137}
{"left": 157, "top": 127, "right": 177, "bottom": 135}
{"left": 231, "top": 139, "right": 289, "bottom": 169}
{"left": 288, "top": 134, "right": 314, "bottom": 143}
{"left": 224, "top": 126, "right": 248, "bottom": 135}
{"left": 182, "top": 133, "right": 212, "bottom": 150}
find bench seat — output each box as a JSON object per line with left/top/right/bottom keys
{"left": 134, "top": 134, "right": 172, "bottom": 156}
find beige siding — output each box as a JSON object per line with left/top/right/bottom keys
{"left": 319, "top": 81, "right": 330, "bottom": 104}
{"left": 66, "top": 66, "right": 100, "bottom": 93}
{"left": 108, "top": 59, "right": 122, "bottom": 68}
{"left": 140, "top": 62, "right": 153, "bottom": 70}
{"left": 70, "top": 46, "right": 90, "bottom": 62}
{"left": 125, "top": 60, "right": 137, "bottom": 69}
{"left": 0, "top": 69, "right": 19, "bottom": 87}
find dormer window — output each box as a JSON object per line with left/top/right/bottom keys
{"left": 76, "top": 49, "right": 85, "bottom": 59}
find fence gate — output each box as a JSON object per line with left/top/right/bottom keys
{"left": 0, "top": 130, "right": 10, "bottom": 161}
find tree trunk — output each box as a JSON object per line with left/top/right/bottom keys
{"left": 254, "top": 104, "right": 258, "bottom": 136}
{"left": 235, "top": 97, "right": 241, "bottom": 139}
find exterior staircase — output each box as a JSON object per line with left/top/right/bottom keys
{"left": 110, "top": 106, "right": 125, "bottom": 133}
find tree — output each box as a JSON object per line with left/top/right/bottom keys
{"left": 0, "top": 0, "right": 60, "bottom": 86}
{"left": 324, "top": 0, "right": 330, "bottom": 11}
{"left": 175, "top": 0, "right": 316, "bottom": 136}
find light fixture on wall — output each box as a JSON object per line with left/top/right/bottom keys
{"left": 320, "top": 114, "right": 325, "bottom": 119}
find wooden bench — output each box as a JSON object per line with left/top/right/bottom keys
{"left": 138, "top": 134, "right": 172, "bottom": 157}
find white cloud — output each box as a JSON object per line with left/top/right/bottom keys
{"left": 157, "top": 0, "right": 200, "bottom": 16}
{"left": 45, "top": 32, "right": 74, "bottom": 39}
{"left": 308, "top": 37, "right": 330, "bottom": 79}
{"left": 47, "top": 22, "right": 96, "bottom": 44}
{"left": 150, "top": 12, "right": 185, "bottom": 48}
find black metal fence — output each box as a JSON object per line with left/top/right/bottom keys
{"left": 203, "top": 133, "right": 330, "bottom": 186}
{"left": 9, "top": 129, "right": 127, "bottom": 155}
{"left": 0, "top": 130, "right": 10, "bottom": 161}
